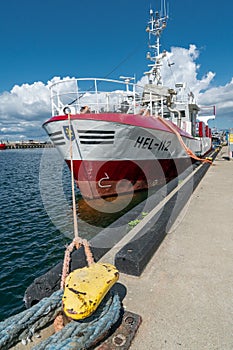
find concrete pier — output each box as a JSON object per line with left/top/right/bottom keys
{"left": 9, "top": 146, "right": 233, "bottom": 349}
{"left": 5, "top": 141, "right": 53, "bottom": 149}
{"left": 105, "top": 146, "right": 233, "bottom": 349}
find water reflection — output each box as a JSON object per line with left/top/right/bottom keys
{"left": 77, "top": 189, "right": 149, "bottom": 229}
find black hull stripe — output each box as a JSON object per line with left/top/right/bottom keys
{"left": 48, "top": 131, "right": 62, "bottom": 136}
{"left": 79, "top": 135, "right": 114, "bottom": 140}
{"left": 53, "top": 141, "right": 66, "bottom": 146}
{"left": 80, "top": 141, "right": 114, "bottom": 145}
{"left": 51, "top": 136, "right": 65, "bottom": 141}
{"left": 77, "top": 130, "right": 115, "bottom": 134}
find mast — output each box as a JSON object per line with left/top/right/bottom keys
{"left": 145, "top": 1, "right": 168, "bottom": 85}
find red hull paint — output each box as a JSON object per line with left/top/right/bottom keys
{"left": 0, "top": 143, "right": 6, "bottom": 150}
{"left": 66, "top": 158, "right": 192, "bottom": 199}
{"left": 43, "top": 113, "right": 194, "bottom": 140}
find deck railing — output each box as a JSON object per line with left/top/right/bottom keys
{"left": 49, "top": 78, "right": 170, "bottom": 117}
{"left": 50, "top": 78, "right": 138, "bottom": 115}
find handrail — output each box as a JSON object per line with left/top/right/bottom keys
{"left": 49, "top": 78, "right": 171, "bottom": 118}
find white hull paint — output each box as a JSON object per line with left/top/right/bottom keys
{"left": 44, "top": 116, "right": 212, "bottom": 198}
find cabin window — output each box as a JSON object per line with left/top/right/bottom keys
{"left": 180, "top": 110, "right": 185, "bottom": 118}
{"left": 163, "top": 112, "right": 171, "bottom": 119}
{"left": 174, "top": 110, "right": 185, "bottom": 118}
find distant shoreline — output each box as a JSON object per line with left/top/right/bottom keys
{"left": 3, "top": 141, "right": 53, "bottom": 149}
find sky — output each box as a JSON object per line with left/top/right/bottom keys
{"left": 0, "top": 0, "right": 233, "bottom": 141}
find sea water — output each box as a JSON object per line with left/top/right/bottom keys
{"left": 0, "top": 148, "right": 69, "bottom": 320}
{"left": 0, "top": 148, "right": 148, "bottom": 321}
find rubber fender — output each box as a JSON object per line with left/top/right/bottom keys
{"left": 62, "top": 262, "right": 119, "bottom": 320}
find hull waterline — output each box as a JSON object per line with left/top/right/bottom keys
{"left": 65, "top": 157, "right": 193, "bottom": 199}
{"left": 43, "top": 113, "right": 210, "bottom": 199}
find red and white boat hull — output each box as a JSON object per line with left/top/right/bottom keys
{"left": 43, "top": 113, "right": 211, "bottom": 199}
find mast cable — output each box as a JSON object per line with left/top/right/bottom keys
{"left": 68, "top": 44, "right": 143, "bottom": 106}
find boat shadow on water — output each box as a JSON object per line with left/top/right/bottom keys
{"left": 78, "top": 191, "right": 149, "bottom": 222}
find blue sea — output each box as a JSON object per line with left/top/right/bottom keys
{"left": 0, "top": 148, "right": 147, "bottom": 321}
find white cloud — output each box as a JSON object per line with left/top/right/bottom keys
{"left": 139, "top": 44, "right": 233, "bottom": 129}
{"left": 0, "top": 48, "right": 233, "bottom": 141}
{"left": 0, "top": 76, "right": 80, "bottom": 140}
{"left": 0, "top": 81, "right": 51, "bottom": 140}
{"left": 140, "top": 44, "right": 216, "bottom": 96}
{"left": 1, "top": 82, "right": 50, "bottom": 117}
{"left": 199, "top": 79, "right": 233, "bottom": 106}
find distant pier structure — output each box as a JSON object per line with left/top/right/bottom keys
{"left": 5, "top": 140, "right": 53, "bottom": 149}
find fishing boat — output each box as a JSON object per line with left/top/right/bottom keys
{"left": 0, "top": 142, "right": 6, "bottom": 150}
{"left": 43, "top": 6, "right": 215, "bottom": 199}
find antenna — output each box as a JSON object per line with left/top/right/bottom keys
{"left": 164, "top": 0, "right": 167, "bottom": 17}
{"left": 119, "top": 76, "right": 135, "bottom": 92}
{"left": 145, "top": 1, "right": 169, "bottom": 85}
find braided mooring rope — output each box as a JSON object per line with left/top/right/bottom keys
{"left": 0, "top": 290, "right": 121, "bottom": 350}
{"left": 33, "top": 292, "right": 120, "bottom": 350}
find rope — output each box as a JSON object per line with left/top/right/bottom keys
{"left": 0, "top": 290, "right": 120, "bottom": 350}
{"left": 157, "top": 116, "right": 212, "bottom": 164}
{"left": 32, "top": 292, "right": 121, "bottom": 350}
{"left": 60, "top": 238, "right": 94, "bottom": 289}
{"left": 68, "top": 112, "right": 79, "bottom": 241}
{"left": 60, "top": 239, "right": 79, "bottom": 289}
{"left": 60, "top": 113, "right": 94, "bottom": 289}
{"left": 0, "top": 289, "right": 63, "bottom": 350}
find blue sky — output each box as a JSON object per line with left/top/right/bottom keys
{"left": 0, "top": 0, "right": 233, "bottom": 140}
